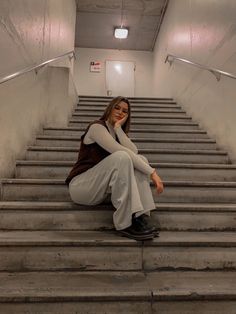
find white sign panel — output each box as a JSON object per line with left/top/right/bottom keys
{"left": 90, "top": 61, "right": 101, "bottom": 72}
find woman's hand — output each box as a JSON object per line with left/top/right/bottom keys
{"left": 114, "top": 114, "right": 128, "bottom": 129}
{"left": 151, "top": 170, "right": 164, "bottom": 194}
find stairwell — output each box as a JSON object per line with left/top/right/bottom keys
{"left": 0, "top": 95, "right": 236, "bottom": 313}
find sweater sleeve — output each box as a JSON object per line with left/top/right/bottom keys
{"left": 114, "top": 126, "right": 138, "bottom": 154}
{"left": 85, "top": 123, "right": 154, "bottom": 175}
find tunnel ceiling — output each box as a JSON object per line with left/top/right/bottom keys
{"left": 75, "top": 0, "right": 168, "bottom": 51}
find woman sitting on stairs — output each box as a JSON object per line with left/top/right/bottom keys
{"left": 65, "top": 96, "right": 164, "bottom": 241}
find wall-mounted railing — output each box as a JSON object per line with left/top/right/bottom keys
{"left": 165, "top": 54, "right": 236, "bottom": 82}
{"left": 0, "top": 50, "right": 75, "bottom": 85}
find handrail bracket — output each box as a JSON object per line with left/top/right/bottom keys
{"left": 165, "top": 55, "right": 173, "bottom": 66}
{"left": 34, "top": 65, "right": 44, "bottom": 75}
{"left": 209, "top": 70, "right": 221, "bottom": 82}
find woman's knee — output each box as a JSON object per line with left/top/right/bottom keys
{"left": 111, "top": 151, "right": 132, "bottom": 163}
{"left": 109, "top": 151, "right": 133, "bottom": 170}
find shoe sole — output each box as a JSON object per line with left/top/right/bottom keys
{"left": 119, "top": 230, "right": 154, "bottom": 241}
{"left": 153, "top": 231, "right": 159, "bottom": 238}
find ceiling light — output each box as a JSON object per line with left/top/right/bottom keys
{"left": 114, "top": 28, "right": 128, "bottom": 39}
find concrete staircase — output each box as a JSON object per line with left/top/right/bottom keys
{"left": 0, "top": 95, "right": 236, "bottom": 313}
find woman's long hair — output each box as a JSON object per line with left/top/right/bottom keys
{"left": 100, "top": 96, "right": 131, "bottom": 134}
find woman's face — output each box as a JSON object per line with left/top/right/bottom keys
{"left": 109, "top": 101, "right": 129, "bottom": 126}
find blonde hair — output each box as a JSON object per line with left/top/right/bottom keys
{"left": 100, "top": 96, "right": 131, "bottom": 134}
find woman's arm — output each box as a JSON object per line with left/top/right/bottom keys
{"left": 86, "top": 123, "right": 154, "bottom": 175}
{"left": 85, "top": 123, "right": 164, "bottom": 194}
{"left": 114, "top": 125, "right": 138, "bottom": 154}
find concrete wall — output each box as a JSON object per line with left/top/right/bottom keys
{"left": 152, "top": 0, "right": 236, "bottom": 161}
{"left": 74, "top": 47, "right": 153, "bottom": 97}
{"left": 0, "top": 0, "right": 77, "bottom": 178}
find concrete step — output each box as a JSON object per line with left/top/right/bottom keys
{"left": 68, "top": 119, "right": 200, "bottom": 130}
{"left": 73, "top": 112, "right": 191, "bottom": 119}
{"left": 79, "top": 98, "right": 175, "bottom": 103}
{"left": 15, "top": 161, "right": 236, "bottom": 181}
{"left": 78, "top": 101, "right": 180, "bottom": 108}
{"left": 79, "top": 96, "right": 174, "bottom": 102}
{"left": 0, "top": 231, "right": 235, "bottom": 271}
{"left": 1, "top": 201, "right": 236, "bottom": 232}
{"left": 0, "top": 271, "right": 235, "bottom": 314}
{"left": 77, "top": 100, "right": 178, "bottom": 109}
{"left": 70, "top": 116, "right": 193, "bottom": 123}
{"left": 26, "top": 146, "right": 229, "bottom": 163}
{"left": 43, "top": 127, "right": 210, "bottom": 139}
{"left": 76, "top": 107, "right": 186, "bottom": 113}
{"left": 1, "top": 179, "right": 236, "bottom": 202}
{"left": 35, "top": 136, "right": 218, "bottom": 150}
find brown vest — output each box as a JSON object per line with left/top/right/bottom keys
{"left": 65, "top": 120, "right": 116, "bottom": 185}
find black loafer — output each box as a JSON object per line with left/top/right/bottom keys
{"left": 135, "top": 214, "right": 159, "bottom": 237}
{"left": 119, "top": 216, "right": 155, "bottom": 241}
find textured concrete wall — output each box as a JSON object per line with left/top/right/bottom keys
{"left": 74, "top": 47, "right": 153, "bottom": 97}
{"left": 47, "top": 66, "right": 78, "bottom": 127}
{"left": 0, "top": 0, "right": 77, "bottom": 177}
{"left": 152, "top": 0, "right": 236, "bottom": 161}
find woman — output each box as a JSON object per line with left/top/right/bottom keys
{"left": 65, "top": 96, "right": 164, "bottom": 241}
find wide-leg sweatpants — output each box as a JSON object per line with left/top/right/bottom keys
{"left": 68, "top": 151, "right": 156, "bottom": 230}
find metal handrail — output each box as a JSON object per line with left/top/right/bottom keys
{"left": 0, "top": 50, "right": 75, "bottom": 85}
{"left": 165, "top": 54, "right": 236, "bottom": 82}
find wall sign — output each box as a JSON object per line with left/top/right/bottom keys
{"left": 90, "top": 61, "right": 102, "bottom": 72}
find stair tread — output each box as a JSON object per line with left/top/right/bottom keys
{"left": 72, "top": 113, "right": 192, "bottom": 118}
{"left": 79, "top": 95, "right": 174, "bottom": 99}
{"left": 0, "top": 271, "right": 235, "bottom": 302}
{"left": 78, "top": 103, "right": 180, "bottom": 108}
{"left": 2, "top": 178, "right": 236, "bottom": 187}
{"left": 16, "top": 160, "right": 236, "bottom": 169}
{"left": 79, "top": 97, "right": 174, "bottom": 100}
{"left": 0, "top": 230, "right": 236, "bottom": 246}
{"left": 69, "top": 119, "right": 199, "bottom": 125}
{"left": 27, "top": 145, "right": 227, "bottom": 154}
{"left": 1, "top": 201, "right": 236, "bottom": 211}
{"left": 79, "top": 99, "right": 175, "bottom": 102}
{"left": 43, "top": 127, "right": 207, "bottom": 134}
{"left": 75, "top": 108, "right": 185, "bottom": 112}
{"left": 36, "top": 135, "right": 216, "bottom": 143}
{"left": 78, "top": 102, "right": 178, "bottom": 106}
{"left": 79, "top": 100, "right": 176, "bottom": 103}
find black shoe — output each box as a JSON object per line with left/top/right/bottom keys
{"left": 119, "top": 222, "right": 154, "bottom": 241}
{"left": 135, "top": 214, "right": 159, "bottom": 237}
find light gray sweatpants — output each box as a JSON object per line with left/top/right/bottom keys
{"left": 69, "top": 151, "right": 156, "bottom": 230}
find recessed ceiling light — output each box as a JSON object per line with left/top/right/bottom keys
{"left": 114, "top": 28, "right": 128, "bottom": 39}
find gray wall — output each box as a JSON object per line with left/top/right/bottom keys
{"left": 74, "top": 47, "right": 153, "bottom": 97}
{"left": 0, "top": 0, "right": 77, "bottom": 177}
{"left": 152, "top": 0, "right": 236, "bottom": 161}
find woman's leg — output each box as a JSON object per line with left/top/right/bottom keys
{"left": 69, "top": 151, "right": 145, "bottom": 230}
{"left": 133, "top": 155, "right": 156, "bottom": 218}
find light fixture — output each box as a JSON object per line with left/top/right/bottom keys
{"left": 114, "top": 27, "right": 128, "bottom": 39}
